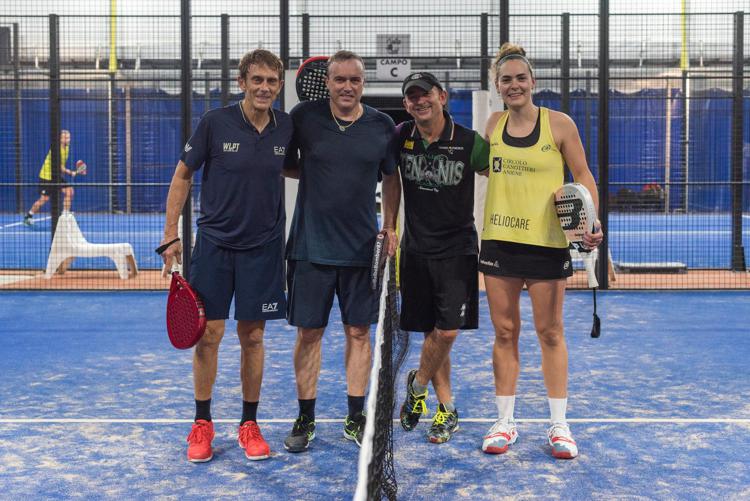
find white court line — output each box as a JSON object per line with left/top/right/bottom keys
{"left": 1, "top": 418, "right": 748, "bottom": 424}
{"left": 0, "top": 216, "right": 51, "bottom": 230}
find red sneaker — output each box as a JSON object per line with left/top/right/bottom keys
{"left": 186, "top": 419, "right": 214, "bottom": 462}
{"left": 238, "top": 421, "right": 270, "bottom": 461}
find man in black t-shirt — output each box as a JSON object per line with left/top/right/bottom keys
{"left": 382, "top": 72, "right": 489, "bottom": 444}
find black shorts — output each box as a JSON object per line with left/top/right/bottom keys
{"left": 286, "top": 260, "right": 378, "bottom": 329}
{"left": 399, "top": 252, "right": 478, "bottom": 332}
{"left": 479, "top": 240, "right": 573, "bottom": 280}
{"left": 38, "top": 178, "right": 68, "bottom": 196}
{"left": 190, "top": 231, "right": 287, "bottom": 321}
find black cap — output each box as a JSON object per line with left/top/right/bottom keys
{"left": 402, "top": 72, "right": 443, "bottom": 96}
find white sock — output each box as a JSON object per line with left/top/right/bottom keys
{"left": 495, "top": 395, "right": 515, "bottom": 421}
{"left": 548, "top": 397, "right": 568, "bottom": 424}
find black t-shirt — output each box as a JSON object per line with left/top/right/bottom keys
{"left": 396, "top": 112, "right": 489, "bottom": 258}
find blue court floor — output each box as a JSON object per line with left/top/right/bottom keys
{"left": 0, "top": 290, "right": 749, "bottom": 499}
{"left": 2, "top": 212, "right": 749, "bottom": 270}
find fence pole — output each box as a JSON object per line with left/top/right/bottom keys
{"left": 279, "top": 0, "right": 289, "bottom": 110}
{"left": 221, "top": 14, "right": 229, "bottom": 107}
{"left": 499, "top": 0, "right": 509, "bottom": 47}
{"left": 730, "top": 11, "right": 745, "bottom": 271}
{"left": 481, "top": 13, "right": 488, "bottom": 91}
{"left": 598, "top": 0, "right": 610, "bottom": 289}
{"left": 561, "top": 13, "right": 570, "bottom": 115}
{"left": 13, "top": 23, "right": 22, "bottom": 213}
{"left": 302, "top": 13, "right": 310, "bottom": 60}
{"left": 49, "top": 14, "right": 61, "bottom": 236}
{"left": 180, "top": 0, "right": 192, "bottom": 280}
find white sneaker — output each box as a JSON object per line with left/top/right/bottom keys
{"left": 482, "top": 418, "right": 518, "bottom": 454}
{"left": 547, "top": 422, "right": 578, "bottom": 459}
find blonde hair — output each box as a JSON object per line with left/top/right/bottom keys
{"left": 491, "top": 42, "right": 534, "bottom": 83}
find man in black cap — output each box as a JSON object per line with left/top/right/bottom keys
{"left": 382, "top": 72, "right": 489, "bottom": 443}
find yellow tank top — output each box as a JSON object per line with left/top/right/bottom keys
{"left": 38, "top": 145, "right": 69, "bottom": 181}
{"left": 482, "top": 107, "right": 568, "bottom": 248}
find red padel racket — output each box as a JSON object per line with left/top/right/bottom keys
{"left": 166, "top": 271, "right": 206, "bottom": 349}
{"left": 296, "top": 56, "right": 330, "bottom": 102}
{"left": 74, "top": 160, "right": 87, "bottom": 175}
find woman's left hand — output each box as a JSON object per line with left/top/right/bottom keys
{"left": 583, "top": 219, "right": 604, "bottom": 249}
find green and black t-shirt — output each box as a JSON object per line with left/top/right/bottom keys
{"left": 396, "top": 112, "right": 489, "bottom": 258}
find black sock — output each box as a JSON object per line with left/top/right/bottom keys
{"left": 348, "top": 395, "right": 365, "bottom": 417}
{"left": 240, "top": 401, "right": 258, "bottom": 425}
{"left": 195, "top": 398, "right": 212, "bottom": 422}
{"left": 299, "top": 398, "right": 316, "bottom": 422}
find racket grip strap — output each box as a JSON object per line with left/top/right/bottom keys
{"left": 155, "top": 237, "right": 180, "bottom": 255}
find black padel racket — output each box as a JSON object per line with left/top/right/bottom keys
{"left": 296, "top": 56, "right": 330, "bottom": 102}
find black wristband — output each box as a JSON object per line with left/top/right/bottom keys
{"left": 155, "top": 237, "right": 180, "bottom": 255}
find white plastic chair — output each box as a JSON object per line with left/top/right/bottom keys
{"left": 44, "top": 212, "right": 138, "bottom": 280}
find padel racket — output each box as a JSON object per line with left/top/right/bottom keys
{"left": 156, "top": 240, "right": 206, "bottom": 349}
{"left": 370, "top": 232, "right": 387, "bottom": 292}
{"left": 74, "top": 160, "right": 87, "bottom": 175}
{"left": 296, "top": 56, "right": 330, "bottom": 102}
{"left": 555, "top": 183, "right": 601, "bottom": 338}
{"left": 165, "top": 271, "right": 206, "bottom": 349}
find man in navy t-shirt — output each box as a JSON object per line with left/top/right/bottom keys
{"left": 158, "top": 49, "right": 292, "bottom": 464}
{"left": 282, "top": 50, "right": 399, "bottom": 452}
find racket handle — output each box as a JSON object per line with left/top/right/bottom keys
{"left": 583, "top": 253, "right": 599, "bottom": 288}
{"left": 370, "top": 232, "right": 386, "bottom": 292}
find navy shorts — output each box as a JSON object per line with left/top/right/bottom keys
{"left": 399, "top": 252, "right": 479, "bottom": 332}
{"left": 479, "top": 240, "right": 573, "bottom": 280}
{"left": 286, "top": 260, "right": 378, "bottom": 329}
{"left": 190, "top": 231, "right": 286, "bottom": 321}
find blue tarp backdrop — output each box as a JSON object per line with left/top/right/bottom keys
{"left": 1, "top": 87, "right": 748, "bottom": 212}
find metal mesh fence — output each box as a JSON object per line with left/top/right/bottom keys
{"left": 0, "top": 1, "right": 748, "bottom": 290}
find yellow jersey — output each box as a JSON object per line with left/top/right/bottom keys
{"left": 38, "top": 145, "right": 69, "bottom": 181}
{"left": 482, "top": 107, "right": 568, "bottom": 248}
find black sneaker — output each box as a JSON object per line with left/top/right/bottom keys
{"left": 23, "top": 215, "right": 32, "bottom": 226}
{"left": 284, "top": 415, "right": 316, "bottom": 453}
{"left": 343, "top": 412, "right": 366, "bottom": 446}
{"left": 399, "top": 369, "right": 428, "bottom": 431}
{"left": 427, "top": 404, "right": 459, "bottom": 444}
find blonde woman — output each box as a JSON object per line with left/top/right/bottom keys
{"left": 480, "top": 43, "right": 603, "bottom": 459}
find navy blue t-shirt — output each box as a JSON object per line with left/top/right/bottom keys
{"left": 285, "top": 100, "right": 398, "bottom": 266}
{"left": 180, "top": 103, "right": 293, "bottom": 250}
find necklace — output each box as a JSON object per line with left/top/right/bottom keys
{"left": 331, "top": 105, "right": 362, "bottom": 132}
